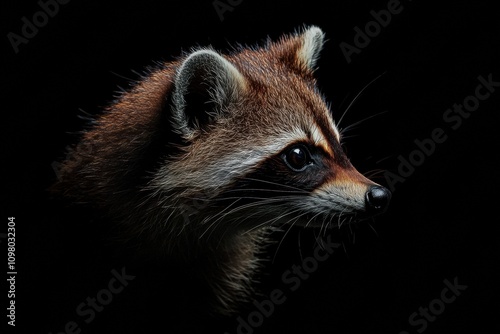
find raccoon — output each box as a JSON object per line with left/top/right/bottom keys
{"left": 54, "top": 26, "right": 391, "bottom": 315}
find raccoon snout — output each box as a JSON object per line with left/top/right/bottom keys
{"left": 365, "top": 185, "right": 391, "bottom": 215}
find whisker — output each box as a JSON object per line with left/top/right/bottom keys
{"left": 198, "top": 198, "right": 241, "bottom": 239}
{"left": 305, "top": 212, "right": 323, "bottom": 228}
{"left": 336, "top": 72, "right": 387, "bottom": 129}
{"left": 367, "top": 219, "right": 379, "bottom": 237}
{"left": 204, "top": 196, "right": 303, "bottom": 238}
{"left": 341, "top": 241, "right": 349, "bottom": 258}
{"left": 243, "top": 206, "right": 304, "bottom": 235}
{"left": 272, "top": 211, "right": 309, "bottom": 263}
{"left": 348, "top": 223, "right": 354, "bottom": 244}
{"left": 340, "top": 110, "right": 389, "bottom": 135}
{"left": 298, "top": 230, "right": 303, "bottom": 262}
{"left": 238, "top": 177, "right": 307, "bottom": 193}
{"left": 375, "top": 155, "right": 393, "bottom": 164}
{"left": 337, "top": 207, "right": 351, "bottom": 229}
{"left": 221, "top": 188, "right": 308, "bottom": 195}
{"left": 212, "top": 196, "right": 302, "bottom": 218}
{"left": 338, "top": 134, "right": 360, "bottom": 141}
{"left": 211, "top": 195, "right": 305, "bottom": 202}
{"left": 326, "top": 213, "right": 336, "bottom": 232}
{"left": 317, "top": 213, "right": 330, "bottom": 238}
{"left": 363, "top": 169, "right": 387, "bottom": 179}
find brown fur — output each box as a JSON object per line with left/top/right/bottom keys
{"left": 53, "top": 26, "right": 386, "bottom": 314}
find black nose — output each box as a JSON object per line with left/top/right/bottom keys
{"left": 365, "top": 186, "right": 391, "bottom": 214}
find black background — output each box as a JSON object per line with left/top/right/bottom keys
{"left": 3, "top": 0, "right": 500, "bottom": 333}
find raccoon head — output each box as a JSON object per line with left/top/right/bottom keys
{"left": 150, "top": 26, "right": 391, "bottom": 236}
{"left": 55, "top": 26, "right": 391, "bottom": 315}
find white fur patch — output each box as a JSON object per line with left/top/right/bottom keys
{"left": 312, "top": 182, "right": 368, "bottom": 212}
{"left": 152, "top": 127, "right": 308, "bottom": 198}
{"left": 321, "top": 106, "right": 341, "bottom": 142}
{"left": 310, "top": 122, "right": 333, "bottom": 155}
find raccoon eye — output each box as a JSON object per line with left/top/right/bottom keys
{"left": 284, "top": 145, "right": 311, "bottom": 171}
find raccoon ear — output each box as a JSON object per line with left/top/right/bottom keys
{"left": 171, "top": 49, "right": 246, "bottom": 137}
{"left": 278, "top": 26, "right": 325, "bottom": 73}
{"left": 297, "top": 26, "right": 325, "bottom": 70}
